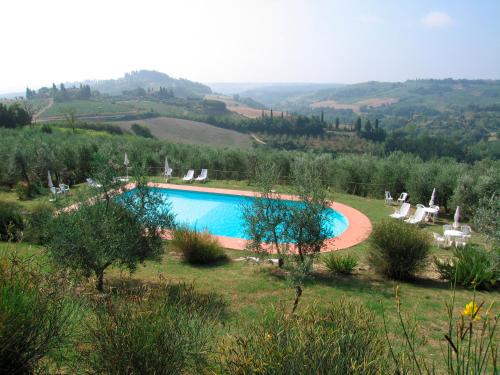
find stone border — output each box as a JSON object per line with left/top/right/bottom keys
{"left": 138, "top": 183, "right": 372, "bottom": 252}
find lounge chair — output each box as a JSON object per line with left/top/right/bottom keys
{"left": 59, "top": 183, "right": 70, "bottom": 194}
{"left": 397, "top": 192, "right": 408, "bottom": 204}
{"left": 389, "top": 202, "right": 410, "bottom": 219}
{"left": 182, "top": 170, "right": 194, "bottom": 182}
{"left": 195, "top": 169, "right": 208, "bottom": 182}
{"left": 384, "top": 191, "right": 394, "bottom": 205}
{"left": 86, "top": 178, "right": 102, "bottom": 188}
{"left": 404, "top": 206, "right": 426, "bottom": 225}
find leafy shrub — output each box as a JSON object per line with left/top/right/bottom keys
{"left": 323, "top": 252, "right": 358, "bottom": 275}
{"left": 0, "top": 201, "right": 24, "bottom": 241}
{"left": 434, "top": 244, "right": 499, "bottom": 290}
{"left": 82, "top": 282, "right": 226, "bottom": 374}
{"left": 24, "top": 202, "right": 54, "bottom": 244}
{"left": 171, "top": 226, "right": 228, "bottom": 265}
{"left": 369, "top": 219, "right": 431, "bottom": 280}
{"left": 220, "top": 298, "right": 387, "bottom": 374}
{"left": 41, "top": 124, "right": 53, "bottom": 133}
{"left": 14, "top": 181, "right": 40, "bottom": 200}
{"left": 0, "top": 251, "right": 76, "bottom": 373}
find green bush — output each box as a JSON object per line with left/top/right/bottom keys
{"left": 0, "top": 201, "right": 24, "bottom": 241}
{"left": 171, "top": 226, "right": 229, "bottom": 265}
{"left": 82, "top": 282, "right": 226, "bottom": 374}
{"left": 0, "top": 252, "right": 76, "bottom": 373}
{"left": 323, "top": 252, "right": 358, "bottom": 275}
{"left": 369, "top": 219, "right": 431, "bottom": 280}
{"left": 14, "top": 181, "right": 39, "bottom": 200}
{"left": 220, "top": 298, "right": 387, "bottom": 374}
{"left": 24, "top": 202, "right": 54, "bottom": 244}
{"left": 434, "top": 244, "right": 499, "bottom": 290}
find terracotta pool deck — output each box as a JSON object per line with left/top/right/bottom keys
{"left": 142, "top": 183, "right": 372, "bottom": 252}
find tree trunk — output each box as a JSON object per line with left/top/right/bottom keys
{"left": 96, "top": 271, "right": 104, "bottom": 292}
{"left": 291, "top": 285, "right": 302, "bottom": 314}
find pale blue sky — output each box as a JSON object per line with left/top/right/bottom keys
{"left": 1, "top": 0, "right": 499, "bottom": 93}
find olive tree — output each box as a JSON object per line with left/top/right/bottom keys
{"left": 47, "top": 161, "right": 175, "bottom": 291}
{"left": 243, "top": 157, "right": 331, "bottom": 312}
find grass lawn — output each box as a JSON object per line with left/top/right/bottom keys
{"left": 1, "top": 179, "right": 498, "bottom": 367}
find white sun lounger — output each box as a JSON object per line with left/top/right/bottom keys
{"left": 390, "top": 202, "right": 410, "bottom": 219}
{"left": 182, "top": 169, "right": 194, "bottom": 182}
{"left": 404, "top": 206, "right": 426, "bottom": 225}
{"left": 195, "top": 169, "right": 208, "bottom": 182}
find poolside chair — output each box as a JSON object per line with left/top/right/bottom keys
{"left": 384, "top": 191, "right": 394, "bottom": 205}
{"left": 182, "top": 169, "right": 194, "bottom": 182}
{"left": 404, "top": 206, "right": 426, "bottom": 225}
{"left": 195, "top": 169, "right": 208, "bottom": 182}
{"left": 397, "top": 192, "right": 408, "bottom": 204}
{"left": 454, "top": 235, "right": 468, "bottom": 248}
{"left": 86, "top": 178, "right": 102, "bottom": 188}
{"left": 389, "top": 202, "right": 411, "bottom": 219}
{"left": 59, "top": 183, "right": 70, "bottom": 194}
{"left": 164, "top": 168, "right": 173, "bottom": 179}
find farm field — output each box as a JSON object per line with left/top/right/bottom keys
{"left": 206, "top": 94, "right": 281, "bottom": 118}
{"left": 113, "top": 116, "right": 253, "bottom": 148}
{"left": 310, "top": 97, "right": 399, "bottom": 112}
{"left": 40, "top": 99, "right": 138, "bottom": 119}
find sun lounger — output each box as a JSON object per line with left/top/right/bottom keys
{"left": 182, "top": 169, "right": 194, "bottom": 182}
{"left": 195, "top": 169, "right": 208, "bottom": 182}
{"left": 404, "top": 206, "right": 426, "bottom": 225}
{"left": 389, "top": 202, "right": 410, "bottom": 219}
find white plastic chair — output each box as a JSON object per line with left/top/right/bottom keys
{"left": 195, "top": 169, "right": 208, "bottom": 182}
{"left": 397, "top": 192, "right": 408, "bottom": 204}
{"left": 385, "top": 191, "right": 394, "bottom": 205}
{"left": 461, "top": 225, "right": 472, "bottom": 238}
{"left": 433, "top": 232, "right": 450, "bottom": 248}
{"left": 59, "top": 183, "right": 70, "bottom": 194}
{"left": 182, "top": 170, "right": 194, "bottom": 182}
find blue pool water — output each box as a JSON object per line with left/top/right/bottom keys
{"left": 124, "top": 188, "right": 349, "bottom": 240}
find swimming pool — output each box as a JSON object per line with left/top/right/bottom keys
{"left": 123, "top": 187, "right": 349, "bottom": 240}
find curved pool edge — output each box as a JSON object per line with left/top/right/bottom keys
{"left": 125, "top": 182, "right": 372, "bottom": 252}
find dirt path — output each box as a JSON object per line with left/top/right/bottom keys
{"left": 250, "top": 133, "right": 266, "bottom": 144}
{"left": 33, "top": 98, "right": 53, "bottom": 121}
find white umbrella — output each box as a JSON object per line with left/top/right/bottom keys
{"left": 164, "top": 157, "right": 170, "bottom": 178}
{"left": 453, "top": 206, "right": 461, "bottom": 229}
{"left": 124, "top": 153, "right": 129, "bottom": 179}
{"left": 47, "top": 170, "right": 54, "bottom": 188}
{"left": 429, "top": 188, "right": 436, "bottom": 207}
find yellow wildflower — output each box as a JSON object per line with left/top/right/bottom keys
{"left": 462, "top": 301, "right": 481, "bottom": 321}
{"left": 265, "top": 333, "right": 273, "bottom": 341}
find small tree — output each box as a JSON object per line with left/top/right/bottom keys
{"left": 243, "top": 157, "right": 331, "bottom": 312}
{"left": 47, "top": 162, "right": 175, "bottom": 291}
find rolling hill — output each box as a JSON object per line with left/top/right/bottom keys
{"left": 72, "top": 70, "right": 212, "bottom": 98}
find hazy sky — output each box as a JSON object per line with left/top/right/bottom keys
{"left": 1, "top": 0, "right": 500, "bottom": 93}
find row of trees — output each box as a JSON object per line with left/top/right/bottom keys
{"left": 1, "top": 126, "right": 497, "bottom": 219}
{"left": 0, "top": 103, "right": 31, "bottom": 128}
{"left": 26, "top": 83, "right": 92, "bottom": 101}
